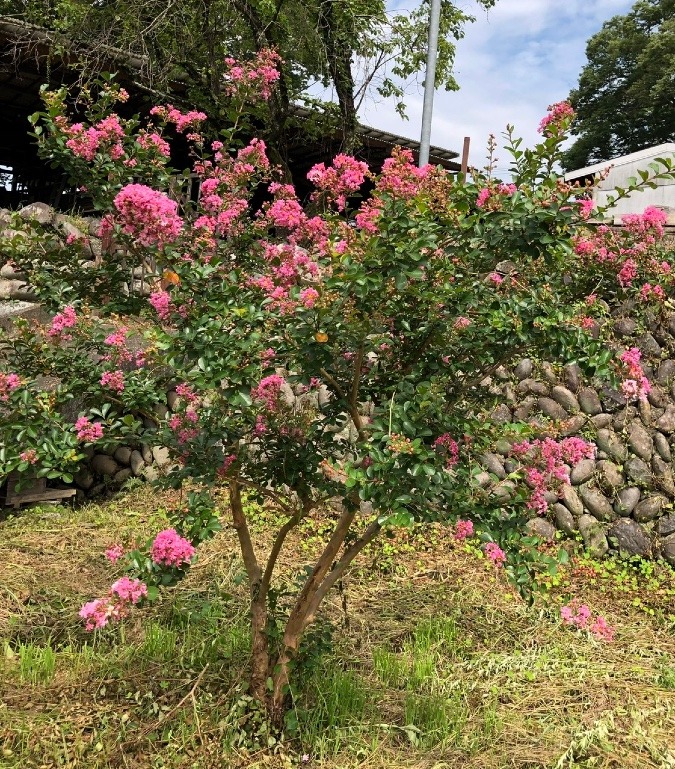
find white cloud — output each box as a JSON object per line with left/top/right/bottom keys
{"left": 361, "top": 0, "right": 636, "bottom": 171}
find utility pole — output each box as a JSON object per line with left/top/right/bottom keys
{"left": 419, "top": 0, "right": 441, "bottom": 168}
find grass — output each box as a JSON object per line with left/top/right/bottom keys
{"left": 1, "top": 486, "right": 675, "bottom": 768}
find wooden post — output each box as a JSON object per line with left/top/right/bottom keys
{"left": 461, "top": 137, "right": 470, "bottom": 176}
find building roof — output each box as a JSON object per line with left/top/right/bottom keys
{"left": 564, "top": 143, "right": 675, "bottom": 182}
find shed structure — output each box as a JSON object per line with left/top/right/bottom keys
{"left": 564, "top": 143, "right": 675, "bottom": 224}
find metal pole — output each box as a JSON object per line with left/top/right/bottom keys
{"left": 419, "top": 0, "right": 442, "bottom": 167}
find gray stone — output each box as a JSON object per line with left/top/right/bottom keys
{"left": 596, "top": 460, "right": 624, "bottom": 493}
{"left": 614, "top": 317, "right": 637, "bottom": 337}
{"left": 503, "top": 383, "right": 517, "bottom": 405}
{"left": 579, "top": 485, "right": 615, "bottom": 521}
{"left": 141, "top": 444, "right": 153, "bottom": 464}
{"left": 513, "top": 396, "right": 537, "bottom": 421}
{"left": 525, "top": 518, "right": 557, "bottom": 540}
{"left": 599, "top": 385, "right": 626, "bottom": 413}
{"left": 490, "top": 404, "right": 512, "bottom": 424}
{"left": 495, "top": 439, "right": 512, "bottom": 456}
{"left": 590, "top": 413, "right": 613, "bottom": 429}
{"left": 553, "top": 503, "right": 577, "bottom": 536}
{"left": 114, "top": 468, "right": 133, "bottom": 485}
{"left": 652, "top": 455, "right": 670, "bottom": 477}
{"left": 0, "top": 264, "right": 25, "bottom": 279}
{"left": 142, "top": 466, "right": 160, "bottom": 482}
{"left": 129, "top": 450, "right": 145, "bottom": 476}
{"left": 648, "top": 386, "right": 670, "bottom": 409}
{"left": 578, "top": 387, "right": 602, "bottom": 416}
{"left": 114, "top": 446, "right": 133, "bottom": 465}
{"left": 482, "top": 452, "right": 506, "bottom": 480}
{"left": 153, "top": 403, "right": 169, "bottom": 421}
{"left": 73, "top": 467, "right": 95, "bottom": 490}
{"left": 614, "top": 487, "right": 641, "bottom": 517}
{"left": 637, "top": 332, "right": 661, "bottom": 357}
{"left": 551, "top": 385, "right": 580, "bottom": 414}
{"left": 638, "top": 398, "right": 652, "bottom": 427}
{"left": 634, "top": 495, "right": 667, "bottom": 522}
{"left": 152, "top": 446, "right": 171, "bottom": 467}
{"left": 91, "top": 454, "right": 120, "bottom": 477}
{"left": 504, "top": 460, "right": 518, "bottom": 474}
{"left": 661, "top": 533, "right": 675, "bottom": 566}
{"left": 656, "top": 405, "right": 675, "bottom": 434}
{"left": 167, "top": 390, "right": 179, "bottom": 410}
{"left": 89, "top": 483, "right": 106, "bottom": 498}
{"left": 608, "top": 519, "right": 651, "bottom": 557}
{"left": 656, "top": 360, "right": 675, "bottom": 386}
{"left": 612, "top": 406, "right": 636, "bottom": 431}
{"left": 559, "top": 414, "right": 586, "bottom": 437}
{"left": 563, "top": 363, "right": 583, "bottom": 393}
{"left": 514, "top": 359, "right": 534, "bottom": 380}
{"left": 655, "top": 467, "right": 675, "bottom": 497}
{"left": 539, "top": 362, "right": 557, "bottom": 384}
{"left": 491, "top": 480, "right": 516, "bottom": 502}
{"left": 19, "top": 201, "right": 54, "bottom": 224}
{"left": 570, "top": 459, "right": 596, "bottom": 485}
{"left": 596, "top": 429, "right": 627, "bottom": 462}
{"left": 657, "top": 515, "right": 675, "bottom": 537}
{"left": 654, "top": 432, "right": 671, "bottom": 461}
{"left": 538, "top": 397, "right": 568, "bottom": 421}
{"left": 625, "top": 456, "right": 652, "bottom": 485}
{"left": 474, "top": 471, "right": 492, "bottom": 489}
{"left": 561, "top": 484, "right": 584, "bottom": 517}
{"left": 627, "top": 420, "right": 654, "bottom": 461}
{"left": 516, "top": 378, "right": 549, "bottom": 396}
{"left": 578, "top": 514, "right": 609, "bottom": 557}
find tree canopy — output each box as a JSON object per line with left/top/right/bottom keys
{"left": 562, "top": 0, "right": 675, "bottom": 171}
{"left": 1, "top": 0, "right": 495, "bottom": 155}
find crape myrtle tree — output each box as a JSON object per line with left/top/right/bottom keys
{"left": 1, "top": 66, "right": 675, "bottom": 723}
{"left": 563, "top": 0, "right": 675, "bottom": 171}
{"left": 1, "top": 0, "right": 496, "bottom": 155}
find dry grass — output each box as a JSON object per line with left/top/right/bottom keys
{"left": 1, "top": 486, "right": 675, "bottom": 769}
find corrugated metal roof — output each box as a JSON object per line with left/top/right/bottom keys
{"left": 565, "top": 143, "right": 675, "bottom": 181}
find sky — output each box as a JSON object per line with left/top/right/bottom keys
{"left": 358, "top": 0, "right": 636, "bottom": 174}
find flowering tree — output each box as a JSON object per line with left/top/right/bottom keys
{"left": 2, "top": 73, "right": 674, "bottom": 723}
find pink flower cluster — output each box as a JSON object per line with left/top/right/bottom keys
{"left": 639, "top": 282, "right": 666, "bottom": 301}
{"left": 19, "top": 449, "right": 38, "bottom": 464}
{"left": 105, "top": 544, "right": 125, "bottom": 563}
{"left": 64, "top": 114, "right": 125, "bottom": 161}
{"left": 137, "top": 131, "right": 171, "bottom": 158}
{"left": 622, "top": 206, "right": 667, "bottom": 238}
{"left": 149, "top": 105, "right": 207, "bottom": 133}
{"left": 538, "top": 101, "right": 575, "bottom": 135}
{"left": 80, "top": 577, "right": 148, "bottom": 631}
{"left": 432, "top": 433, "right": 460, "bottom": 468}
{"left": 307, "top": 154, "right": 369, "bottom": 211}
{"left": 511, "top": 437, "right": 596, "bottom": 514}
{"left": 149, "top": 290, "right": 173, "bottom": 321}
{"left": 100, "top": 370, "right": 125, "bottom": 393}
{"left": 223, "top": 49, "right": 281, "bottom": 100}
{"left": 453, "top": 316, "right": 472, "bottom": 330}
{"left": 0, "top": 372, "right": 20, "bottom": 401}
{"left": 151, "top": 528, "right": 195, "bottom": 568}
{"left": 75, "top": 417, "right": 104, "bottom": 443}
{"left": 113, "top": 184, "right": 183, "bottom": 248}
{"left": 454, "top": 519, "right": 474, "bottom": 541}
{"left": 248, "top": 240, "right": 321, "bottom": 313}
{"left": 48, "top": 306, "right": 77, "bottom": 340}
{"left": 484, "top": 542, "right": 506, "bottom": 566}
{"left": 561, "top": 601, "right": 615, "bottom": 641}
{"left": 476, "top": 183, "right": 517, "bottom": 209}
{"left": 251, "top": 374, "right": 286, "bottom": 411}
{"left": 619, "top": 347, "right": 650, "bottom": 402}
{"left": 169, "top": 406, "right": 200, "bottom": 444}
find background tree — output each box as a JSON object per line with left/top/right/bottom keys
{"left": 1, "top": 0, "right": 495, "bottom": 157}
{"left": 562, "top": 0, "right": 675, "bottom": 171}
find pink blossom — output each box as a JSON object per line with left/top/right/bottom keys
{"left": 578, "top": 198, "right": 595, "bottom": 219}
{"left": 150, "top": 105, "right": 207, "bottom": 133}
{"left": 299, "top": 287, "right": 320, "bottom": 308}
{"left": 151, "top": 529, "right": 196, "bottom": 568}
{"left": 149, "top": 290, "right": 172, "bottom": 320}
{"left": 75, "top": 417, "right": 104, "bottom": 442}
{"left": 223, "top": 49, "right": 281, "bottom": 100}
{"left": 308, "top": 154, "right": 369, "bottom": 211}
{"left": 617, "top": 258, "right": 638, "bottom": 287}
{"left": 105, "top": 545, "right": 125, "bottom": 563}
{"left": 110, "top": 577, "right": 148, "bottom": 604}
{"left": 100, "top": 370, "right": 125, "bottom": 393}
{"left": 79, "top": 577, "right": 148, "bottom": 631}
{"left": 48, "top": 306, "right": 77, "bottom": 339}
{"left": 476, "top": 188, "right": 491, "bottom": 208}
{"left": 217, "top": 454, "right": 237, "bottom": 478}
{"left": 484, "top": 542, "right": 506, "bottom": 566}
{"left": 488, "top": 272, "right": 504, "bottom": 285}
{"left": 454, "top": 519, "right": 474, "bottom": 541}
{"left": 561, "top": 602, "right": 614, "bottom": 641}
{"left": 433, "top": 433, "right": 459, "bottom": 468}
{"left": 538, "top": 101, "right": 575, "bottom": 135}
{"left": 453, "top": 316, "right": 471, "bottom": 330}
{"left": 137, "top": 131, "right": 171, "bottom": 157}
{"left": 252, "top": 374, "right": 286, "bottom": 411}
{"left": 19, "top": 449, "right": 38, "bottom": 464}
{"left": 113, "top": 184, "right": 183, "bottom": 248}
{"left": 0, "top": 372, "right": 21, "bottom": 401}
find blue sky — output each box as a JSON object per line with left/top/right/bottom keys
{"left": 358, "top": 0, "right": 635, "bottom": 173}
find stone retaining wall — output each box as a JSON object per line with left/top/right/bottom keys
{"left": 2, "top": 203, "right": 675, "bottom": 564}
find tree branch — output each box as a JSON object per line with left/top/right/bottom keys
{"left": 229, "top": 478, "right": 260, "bottom": 583}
